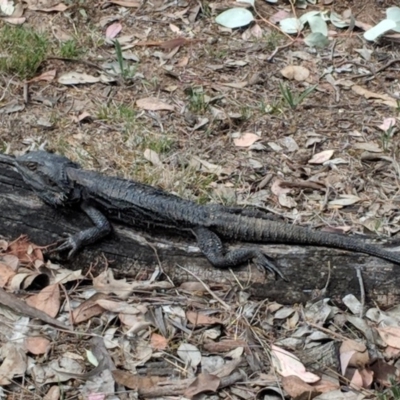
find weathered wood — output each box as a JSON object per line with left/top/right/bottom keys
{"left": 0, "top": 163, "right": 399, "bottom": 306}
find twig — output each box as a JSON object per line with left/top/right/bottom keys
{"left": 355, "top": 266, "right": 365, "bottom": 318}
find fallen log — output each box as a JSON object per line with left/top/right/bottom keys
{"left": 0, "top": 162, "right": 399, "bottom": 307}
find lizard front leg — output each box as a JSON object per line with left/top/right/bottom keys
{"left": 53, "top": 202, "right": 112, "bottom": 258}
{"left": 193, "top": 227, "right": 286, "bottom": 280}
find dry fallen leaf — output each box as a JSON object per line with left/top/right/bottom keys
{"left": 25, "top": 337, "right": 51, "bottom": 355}
{"left": 353, "top": 142, "right": 382, "bottom": 153}
{"left": 271, "top": 344, "right": 320, "bottom": 383}
{"left": 308, "top": 149, "right": 334, "bottom": 164}
{"left": 106, "top": 22, "right": 122, "bottom": 39}
{"left": 136, "top": 97, "right": 175, "bottom": 111}
{"left": 93, "top": 270, "right": 135, "bottom": 299}
{"left": 340, "top": 340, "right": 368, "bottom": 373}
{"left": 233, "top": 133, "right": 261, "bottom": 147}
{"left": 108, "top": 0, "right": 141, "bottom": 7}
{"left": 280, "top": 65, "right": 310, "bottom": 81}
{"left": 143, "top": 148, "right": 162, "bottom": 166}
{"left": 378, "top": 117, "right": 396, "bottom": 131}
{"left": 58, "top": 71, "right": 100, "bottom": 85}
{"left": 271, "top": 179, "right": 292, "bottom": 196}
{"left": 328, "top": 195, "right": 361, "bottom": 207}
{"left": 26, "top": 69, "right": 57, "bottom": 83}
{"left": 281, "top": 375, "right": 318, "bottom": 398}
{"left": 150, "top": 333, "right": 168, "bottom": 350}
{"left": 72, "top": 293, "right": 108, "bottom": 324}
{"left": 186, "top": 311, "right": 222, "bottom": 326}
{"left": 0, "top": 262, "right": 15, "bottom": 288}
{"left": 26, "top": 284, "right": 60, "bottom": 318}
{"left": 377, "top": 326, "right": 400, "bottom": 349}
{"left": 184, "top": 373, "right": 220, "bottom": 398}
{"left": 1, "top": 16, "right": 25, "bottom": 24}
{"left": 28, "top": 2, "right": 69, "bottom": 12}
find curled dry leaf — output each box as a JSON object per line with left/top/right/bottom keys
{"left": 233, "top": 133, "right": 261, "bottom": 147}
{"left": 340, "top": 340, "right": 368, "bottom": 373}
{"left": 136, "top": 97, "right": 175, "bottom": 111}
{"left": 308, "top": 149, "right": 334, "bottom": 164}
{"left": 106, "top": 22, "right": 122, "bottom": 39}
{"left": 271, "top": 344, "right": 320, "bottom": 383}
{"left": 350, "top": 368, "right": 373, "bottom": 389}
{"left": 377, "top": 326, "right": 400, "bottom": 349}
{"left": 26, "top": 69, "right": 56, "bottom": 83}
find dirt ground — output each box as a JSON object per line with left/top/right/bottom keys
{"left": 2, "top": 0, "right": 400, "bottom": 398}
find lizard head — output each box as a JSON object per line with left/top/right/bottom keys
{"left": 13, "top": 151, "right": 81, "bottom": 207}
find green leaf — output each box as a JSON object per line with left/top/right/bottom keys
{"left": 364, "top": 19, "right": 397, "bottom": 41}
{"left": 330, "top": 11, "right": 349, "bottom": 28}
{"left": 304, "top": 32, "right": 329, "bottom": 48}
{"left": 280, "top": 18, "right": 304, "bottom": 34}
{"left": 215, "top": 8, "right": 254, "bottom": 29}
{"left": 308, "top": 15, "right": 328, "bottom": 36}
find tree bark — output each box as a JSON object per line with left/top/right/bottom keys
{"left": 0, "top": 162, "right": 398, "bottom": 307}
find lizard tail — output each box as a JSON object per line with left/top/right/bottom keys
{"left": 221, "top": 216, "right": 400, "bottom": 265}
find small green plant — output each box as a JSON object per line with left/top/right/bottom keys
{"left": 113, "top": 39, "right": 137, "bottom": 81}
{"left": 381, "top": 124, "right": 396, "bottom": 151}
{"left": 186, "top": 87, "right": 208, "bottom": 113}
{"left": 279, "top": 82, "right": 317, "bottom": 109}
{"left": 147, "top": 136, "right": 174, "bottom": 154}
{"left": 59, "top": 39, "right": 82, "bottom": 58}
{"left": 377, "top": 377, "right": 400, "bottom": 400}
{"left": 263, "top": 31, "right": 284, "bottom": 50}
{"left": 97, "top": 104, "right": 136, "bottom": 124}
{"left": 0, "top": 25, "right": 49, "bottom": 79}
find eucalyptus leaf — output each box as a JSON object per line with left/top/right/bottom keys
{"left": 330, "top": 11, "right": 349, "bottom": 28}
{"left": 236, "top": 0, "right": 255, "bottom": 6}
{"left": 308, "top": 15, "right": 328, "bottom": 36}
{"left": 215, "top": 8, "right": 254, "bottom": 29}
{"left": 364, "top": 19, "right": 397, "bottom": 41}
{"left": 299, "top": 11, "right": 320, "bottom": 25}
{"left": 304, "top": 32, "right": 329, "bottom": 48}
{"left": 387, "top": 6, "right": 400, "bottom": 22}
{"left": 280, "top": 18, "right": 304, "bottom": 34}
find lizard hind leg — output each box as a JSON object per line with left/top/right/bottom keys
{"left": 193, "top": 227, "right": 286, "bottom": 280}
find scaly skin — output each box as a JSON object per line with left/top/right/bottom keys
{"left": 2, "top": 150, "right": 400, "bottom": 279}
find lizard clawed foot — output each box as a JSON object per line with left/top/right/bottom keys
{"left": 48, "top": 233, "right": 83, "bottom": 259}
{"left": 254, "top": 254, "right": 288, "bottom": 281}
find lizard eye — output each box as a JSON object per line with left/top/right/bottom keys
{"left": 25, "top": 162, "right": 37, "bottom": 171}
